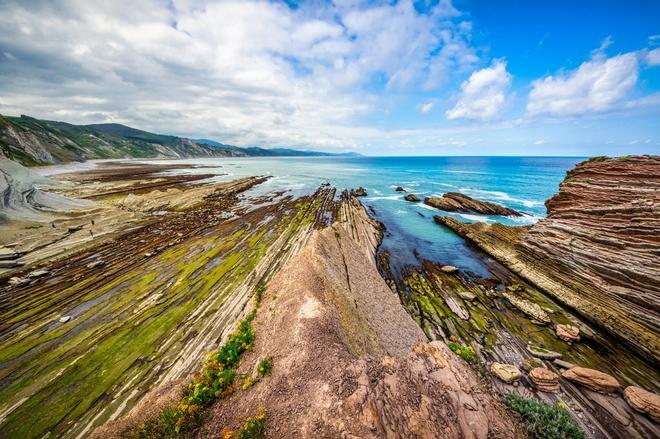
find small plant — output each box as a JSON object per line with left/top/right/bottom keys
{"left": 236, "top": 409, "right": 266, "bottom": 439}
{"left": 257, "top": 356, "right": 273, "bottom": 376}
{"left": 504, "top": 393, "right": 585, "bottom": 439}
{"left": 447, "top": 341, "right": 476, "bottom": 364}
{"left": 253, "top": 284, "right": 266, "bottom": 306}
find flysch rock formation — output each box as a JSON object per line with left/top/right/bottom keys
{"left": 95, "top": 193, "right": 524, "bottom": 439}
{"left": 435, "top": 156, "right": 660, "bottom": 363}
{"left": 425, "top": 191, "right": 522, "bottom": 216}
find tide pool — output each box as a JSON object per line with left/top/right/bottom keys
{"left": 149, "top": 156, "right": 584, "bottom": 277}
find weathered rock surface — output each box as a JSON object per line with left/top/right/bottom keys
{"left": 441, "top": 265, "right": 459, "bottom": 273}
{"left": 425, "top": 192, "right": 521, "bottom": 216}
{"left": 521, "top": 357, "right": 545, "bottom": 372}
{"left": 562, "top": 367, "right": 620, "bottom": 393}
{"left": 491, "top": 363, "right": 521, "bottom": 383}
{"left": 624, "top": 386, "right": 660, "bottom": 422}
{"left": 502, "top": 291, "right": 551, "bottom": 324}
{"left": 527, "top": 345, "right": 562, "bottom": 360}
{"left": 351, "top": 186, "right": 368, "bottom": 197}
{"left": 556, "top": 323, "right": 580, "bottom": 342}
{"left": 435, "top": 156, "right": 660, "bottom": 362}
{"left": 529, "top": 367, "right": 560, "bottom": 393}
{"left": 404, "top": 193, "right": 420, "bottom": 202}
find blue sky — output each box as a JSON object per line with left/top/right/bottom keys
{"left": 0, "top": 0, "right": 658, "bottom": 156}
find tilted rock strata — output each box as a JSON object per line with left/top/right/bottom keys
{"left": 434, "top": 155, "right": 660, "bottom": 362}
{"left": 103, "top": 195, "right": 524, "bottom": 438}
{"left": 529, "top": 367, "right": 560, "bottom": 393}
{"left": 425, "top": 192, "right": 522, "bottom": 216}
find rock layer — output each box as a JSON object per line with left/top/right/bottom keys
{"left": 624, "top": 386, "right": 660, "bottom": 422}
{"left": 435, "top": 156, "right": 660, "bottom": 362}
{"left": 425, "top": 192, "right": 521, "bottom": 216}
{"left": 562, "top": 367, "right": 620, "bottom": 394}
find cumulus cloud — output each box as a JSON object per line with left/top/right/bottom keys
{"left": 646, "top": 48, "right": 660, "bottom": 66}
{"left": 527, "top": 49, "right": 639, "bottom": 117}
{"left": 0, "top": 0, "right": 479, "bottom": 150}
{"left": 445, "top": 60, "right": 512, "bottom": 120}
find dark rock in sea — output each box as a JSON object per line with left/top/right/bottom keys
{"left": 424, "top": 192, "right": 521, "bottom": 216}
{"left": 395, "top": 186, "right": 406, "bottom": 192}
{"left": 404, "top": 194, "right": 420, "bottom": 202}
{"left": 351, "top": 187, "right": 367, "bottom": 197}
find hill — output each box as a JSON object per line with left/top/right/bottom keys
{"left": 0, "top": 114, "right": 355, "bottom": 166}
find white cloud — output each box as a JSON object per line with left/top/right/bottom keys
{"left": 646, "top": 48, "right": 660, "bottom": 66}
{"left": 418, "top": 102, "right": 433, "bottom": 114}
{"left": 527, "top": 51, "right": 639, "bottom": 117}
{"left": 446, "top": 60, "right": 512, "bottom": 120}
{"left": 0, "top": 0, "right": 479, "bottom": 150}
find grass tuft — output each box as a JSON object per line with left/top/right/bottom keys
{"left": 504, "top": 393, "right": 585, "bottom": 439}
{"left": 447, "top": 341, "right": 476, "bottom": 364}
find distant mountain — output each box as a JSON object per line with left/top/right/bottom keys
{"left": 0, "top": 114, "right": 357, "bottom": 166}
{"left": 193, "top": 138, "right": 360, "bottom": 157}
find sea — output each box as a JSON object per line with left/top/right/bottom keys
{"left": 143, "top": 156, "right": 584, "bottom": 278}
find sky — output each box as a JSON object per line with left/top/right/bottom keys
{"left": 0, "top": 0, "right": 658, "bottom": 156}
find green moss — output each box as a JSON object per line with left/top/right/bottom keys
{"left": 447, "top": 341, "right": 476, "bottom": 364}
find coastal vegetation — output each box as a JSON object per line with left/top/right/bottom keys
{"left": 504, "top": 393, "right": 584, "bottom": 439}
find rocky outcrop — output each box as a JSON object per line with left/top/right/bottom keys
{"left": 404, "top": 193, "right": 420, "bottom": 202}
{"left": 529, "top": 367, "right": 560, "bottom": 393}
{"left": 435, "top": 156, "right": 660, "bottom": 362}
{"left": 624, "top": 386, "right": 660, "bottom": 422}
{"left": 351, "top": 186, "right": 368, "bottom": 197}
{"left": 562, "top": 367, "right": 620, "bottom": 393}
{"left": 425, "top": 192, "right": 521, "bottom": 216}
{"left": 491, "top": 363, "right": 521, "bottom": 384}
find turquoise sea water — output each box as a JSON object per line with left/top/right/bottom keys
{"left": 151, "top": 156, "right": 584, "bottom": 277}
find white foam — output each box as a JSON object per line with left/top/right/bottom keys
{"left": 457, "top": 214, "right": 496, "bottom": 224}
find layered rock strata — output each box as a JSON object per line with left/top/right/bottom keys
{"left": 435, "top": 156, "right": 660, "bottom": 362}
{"left": 425, "top": 192, "right": 522, "bottom": 216}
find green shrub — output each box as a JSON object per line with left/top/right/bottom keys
{"left": 257, "top": 356, "right": 272, "bottom": 376}
{"left": 236, "top": 410, "right": 266, "bottom": 439}
{"left": 447, "top": 341, "right": 476, "bottom": 364}
{"left": 504, "top": 393, "right": 585, "bottom": 439}
{"left": 253, "top": 285, "right": 266, "bottom": 306}
{"left": 129, "top": 406, "right": 181, "bottom": 439}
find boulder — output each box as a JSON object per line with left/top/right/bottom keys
{"left": 395, "top": 186, "right": 406, "bottom": 192}
{"left": 556, "top": 324, "right": 580, "bottom": 342}
{"left": 59, "top": 316, "right": 71, "bottom": 323}
{"left": 404, "top": 194, "right": 420, "bottom": 202}
{"left": 526, "top": 345, "right": 562, "bottom": 360}
{"left": 561, "top": 367, "right": 620, "bottom": 393}
{"left": 457, "top": 291, "right": 477, "bottom": 301}
{"left": 529, "top": 367, "right": 560, "bottom": 393}
{"left": 553, "top": 359, "right": 576, "bottom": 370}
{"left": 441, "top": 265, "right": 459, "bottom": 274}
{"left": 624, "top": 386, "right": 660, "bottom": 422}
{"left": 27, "top": 269, "right": 50, "bottom": 279}
{"left": 491, "top": 363, "right": 521, "bottom": 384}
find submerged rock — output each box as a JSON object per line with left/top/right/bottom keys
{"left": 424, "top": 192, "right": 521, "bottom": 216}
{"left": 526, "top": 345, "right": 562, "bottom": 360}
{"left": 561, "top": 367, "right": 620, "bottom": 393}
{"left": 624, "top": 386, "right": 660, "bottom": 422}
{"left": 556, "top": 324, "right": 580, "bottom": 343}
{"left": 529, "top": 367, "right": 560, "bottom": 393}
{"left": 491, "top": 363, "right": 521, "bottom": 384}
{"left": 404, "top": 194, "right": 420, "bottom": 202}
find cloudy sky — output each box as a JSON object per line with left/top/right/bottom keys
{"left": 0, "top": 0, "right": 658, "bottom": 155}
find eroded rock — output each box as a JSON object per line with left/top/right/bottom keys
{"left": 624, "top": 386, "right": 660, "bottom": 422}
{"left": 556, "top": 324, "right": 580, "bottom": 343}
{"left": 561, "top": 367, "right": 620, "bottom": 394}
{"left": 404, "top": 194, "right": 420, "bottom": 202}
{"left": 424, "top": 192, "right": 521, "bottom": 216}
{"left": 491, "top": 363, "right": 521, "bottom": 384}
{"left": 529, "top": 367, "right": 560, "bottom": 393}
{"left": 527, "top": 345, "right": 562, "bottom": 360}
{"left": 502, "top": 291, "right": 551, "bottom": 324}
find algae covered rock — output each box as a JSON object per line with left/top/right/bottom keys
{"left": 526, "top": 345, "right": 561, "bottom": 360}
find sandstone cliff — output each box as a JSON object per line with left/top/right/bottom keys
{"left": 436, "top": 156, "right": 660, "bottom": 363}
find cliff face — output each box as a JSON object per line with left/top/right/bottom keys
{"left": 437, "top": 156, "right": 660, "bottom": 362}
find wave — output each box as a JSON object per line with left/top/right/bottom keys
{"left": 459, "top": 188, "right": 543, "bottom": 208}
{"left": 457, "top": 214, "right": 496, "bottom": 224}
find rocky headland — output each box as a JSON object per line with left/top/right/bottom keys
{"left": 435, "top": 156, "right": 660, "bottom": 363}
{"left": 425, "top": 192, "right": 522, "bottom": 216}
